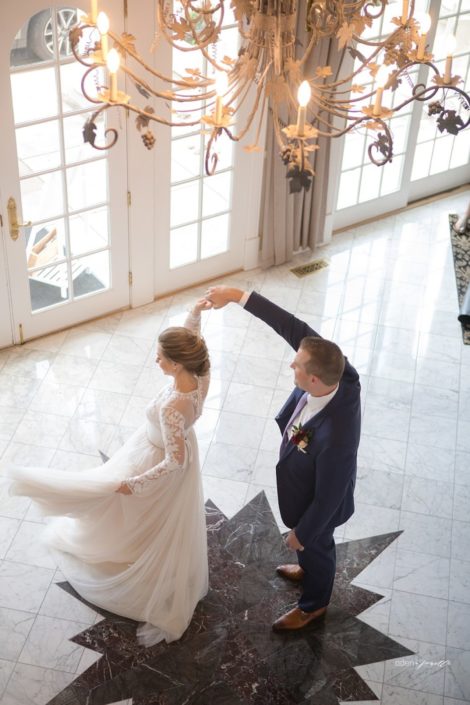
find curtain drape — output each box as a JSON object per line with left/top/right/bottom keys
{"left": 259, "top": 5, "right": 347, "bottom": 268}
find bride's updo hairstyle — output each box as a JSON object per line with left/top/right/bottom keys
{"left": 158, "top": 327, "right": 210, "bottom": 377}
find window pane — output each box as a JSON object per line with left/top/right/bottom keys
{"left": 67, "top": 160, "right": 108, "bottom": 211}
{"left": 341, "top": 132, "right": 366, "bottom": 169}
{"left": 61, "top": 61, "right": 103, "bottom": 113}
{"left": 389, "top": 116, "right": 410, "bottom": 154}
{"left": 170, "top": 223, "right": 198, "bottom": 268}
{"left": 411, "top": 142, "right": 433, "bottom": 180}
{"left": 417, "top": 113, "right": 438, "bottom": 143}
{"left": 29, "top": 261, "right": 69, "bottom": 311}
{"left": 63, "top": 111, "right": 108, "bottom": 164}
{"left": 430, "top": 136, "right": 453, "bottom": 174}
{"left": 72, "top": 251, "right": 110, "bottom": 298}
{"left": 337, "top": 169, "right": 360, "bottom": 209}
{"left": 359, "top": 163, "right": 381, "bottom": 202}
{"left": 171, "top": 181, "right": 199, "bottom": 227}
{"left": 70, "top": 207, "right": 109, "bottom": 256}
{"left": 10, "top": 67, "right": 58, "bottom": 123}
{"left": 449, "top": 129, "right": 470, "bottom": 168}
{"left": 171, "top": 134, "right": 202, "bottom": 182}
{"left": 204, "top": 133, "right": 234, "bottom": 172}
{"left": 25, "top": 219, "right": 67, "bottom": 269}
{"left": 20, "top": 171, "right": 64, "bottom": 222}
{"left": 16, "top": 120, "right": 61, "bottom": 176}
{"left": 202, "top": 171, "right": 232, "bottom": 217}
{"left": 380, "top": 154, "right": 404, "bottom": 195}
{"left": 201, "top": 214, "right": 230, "bottom": 259}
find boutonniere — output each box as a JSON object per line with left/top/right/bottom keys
{"left": 290, "top": 424, "right": 312, "bottom": 453}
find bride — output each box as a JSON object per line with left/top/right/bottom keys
{"left": 1, "top": 298, "right": 212, "bottom": 646}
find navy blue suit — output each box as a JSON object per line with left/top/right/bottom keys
{"left": 245, "top": 292, "right": 361, "bottom": 611}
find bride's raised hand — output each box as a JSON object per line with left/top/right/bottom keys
{"left": 193, "top": 297, "right": 213, "bottom": 313}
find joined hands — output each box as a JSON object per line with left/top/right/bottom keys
{"left": 204, "top": 285, "right": 244, "bottom": 309}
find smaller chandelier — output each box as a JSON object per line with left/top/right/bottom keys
{"left": 71, "top": 0, "right": 470, "bottom": 192}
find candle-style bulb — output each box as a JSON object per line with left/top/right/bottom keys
{"left": 444, "top": 34, "right": 456, "bottom": 56}
{"left": 297, "top": 80, "right": 311, "bottom": 107}
{"left": 215, "top": 71, "right": 229, "bottom": 97}
{"left": 416, "top": 12, "right": 432, "bottom": 34}
{"left": 375, "top": 65, "right": 389, "bottom": 88}
{"left": 96, "top": 10, "right": 109, "bottom": 34}
{"left": 107, "top": 48, "right": 120, "bottom": 101}
{"left": 107, "top": 47, "right": 120, "bottom": 73}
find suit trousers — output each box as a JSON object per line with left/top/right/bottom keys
{"left": 297, "top": 530, "right": 336, "bottom": 612}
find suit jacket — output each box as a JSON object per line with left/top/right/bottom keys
{"left": 245, "top": 292, "right": 361, "bottom": 548}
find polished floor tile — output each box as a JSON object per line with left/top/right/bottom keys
{"left": 1, "top": 189, "right": 470, "bottom": 703}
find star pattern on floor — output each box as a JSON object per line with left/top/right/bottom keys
{"left": 47, "top": 492, "right": 412, "bottom": 705}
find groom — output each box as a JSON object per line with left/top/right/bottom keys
{"left": 206, "top": 286, "right": 361, "bottom": 631}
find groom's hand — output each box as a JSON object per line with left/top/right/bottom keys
{"left": 286, "top": 529, "right": 304, "bottom": 551}
{"left": 205, "top": 285, "right": 244, "bottom": 309}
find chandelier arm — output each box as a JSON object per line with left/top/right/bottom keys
{"left": 362, "top": 0, "right": 389, "bottom": 21}
{"left": 205, "top": 128, "right": 221, "bottom": 176}
{"left": 391, "top": 83, "right": 470, "bottom": 130}
{"left": 119, "top": 61, "right": 216, "bottom": 103}
{"left": 224, "top": 78, "right": 267, "bottom": 143}
{"left": 80, "top": 64, "right": 106, "bottom": 105}
{"left": 86, "top": 106, "right": 119, "bottom": 150}
{"left": 353, "top": 25, "right": 403, "bottom": 48}
{"left": 125, "top": 102, "right": 202, "bottom": 128}
{"left": 109, "top": 32, "right": 214, "bottom": 89}
{"left": 71, "top": 24, "right": 99, "bottom": 68}
{"left": 298, "top": 30, "right": 320, "bottom": 68}
{"left": 156, "top": 0, "right": 225, "bottom": 53}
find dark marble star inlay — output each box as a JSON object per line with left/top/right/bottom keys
{"left": 47, "top": 492, "right": 412, "bottom": 705}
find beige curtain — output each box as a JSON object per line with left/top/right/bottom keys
{"left": 259, "top": 6, "right": 347, "bottom": 268}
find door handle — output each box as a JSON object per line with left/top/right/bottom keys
{"left": 7, "top": 197, "right": 32, "bottom": 241}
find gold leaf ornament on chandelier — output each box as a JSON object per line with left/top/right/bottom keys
{"left": 71, "top": 0, "right": 470, "bottom": 192}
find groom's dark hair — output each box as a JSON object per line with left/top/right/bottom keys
{"left": 300, "top": 337, "right": 345, "bottom": 386}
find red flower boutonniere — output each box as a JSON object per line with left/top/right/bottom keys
{"left": 290, "top": 424, "right": 312, "bottom": 453}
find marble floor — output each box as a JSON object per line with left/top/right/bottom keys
{"left": 0, "top": 189, "right": 469, "bottom": 705}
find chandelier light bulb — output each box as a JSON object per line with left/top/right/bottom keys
{"left": 297, "top": 80, "right": 312, "bottom": 107}
{"left": 375, "top": 65, "right": 390, "bottom": 88}
{"left": 416, "top": 12, "right": 431, "bottom": 59}
{"left": 417, "top": 12, "right": 432, "bottom": 34}
{"left": 97, "top": 11, "right": 109, "bottom": 34}
{"left": 107, "top": 48, "right": 120, "bottom": 101}
{"left": 97, "top": 11, "right": 110, "bottom": 60}
{"left": 215, "top": 71, "right": 229, "bottom": 97}
{"left": 214, "top": 71, "right": 228, "bottom": 124}
{"left": 107, "top": 47, "right": 120, "bottom": 73}
{"left": 444, "top": 34, "right": 457, "bottom": 56}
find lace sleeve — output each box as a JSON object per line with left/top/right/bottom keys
{"left": 184, "top": 308, "right": 201, "bottom": 335}
{"left": 127, "top": 400, "right": 190, "bottom": 494}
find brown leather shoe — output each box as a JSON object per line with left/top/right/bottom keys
{"left": 272, "top": 606, "right": 327, "bottom": 631}
{"left": 276, "top": 564, "right": 305, "bottom": 582}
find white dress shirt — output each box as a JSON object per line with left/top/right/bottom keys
{"left": 287, "top": 386, "right": 338, "bottom": 438}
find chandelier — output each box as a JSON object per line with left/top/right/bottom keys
{"left": 71, "top": 0, "right": 470, "bottom": 192}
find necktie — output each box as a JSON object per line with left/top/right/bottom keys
{"left": 281, "top": 392, "right": 308, "bottom": 450}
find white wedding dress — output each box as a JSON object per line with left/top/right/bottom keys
{"left": 2, "top": 311, "right": 209, "bottom": 646}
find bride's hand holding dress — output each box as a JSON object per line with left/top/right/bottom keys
{"left": 1, "top": 299, "right": 212, "bottom": 646}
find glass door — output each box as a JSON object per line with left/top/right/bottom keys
{"left": 0, "top": 1, "right": 129, "bottom": 344}
{"left": 331, "top": 0, "right": 470, "bottom": 230}
{"left": 152, "top": 7, "right": 248, "bottom": 295}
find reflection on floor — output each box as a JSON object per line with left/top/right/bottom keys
{"left": 49, "top": 493, "right": 412, "bottom": 705}
{"left": 1, "top": 190, "right": 470, "bottom": 704}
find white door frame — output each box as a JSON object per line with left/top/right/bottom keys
{"left": 0, "top": 0, "right": 130, "bottom": 344}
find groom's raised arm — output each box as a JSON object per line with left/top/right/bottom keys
{"left": 206, "top": 286, "right": 321, "bottom": 351}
